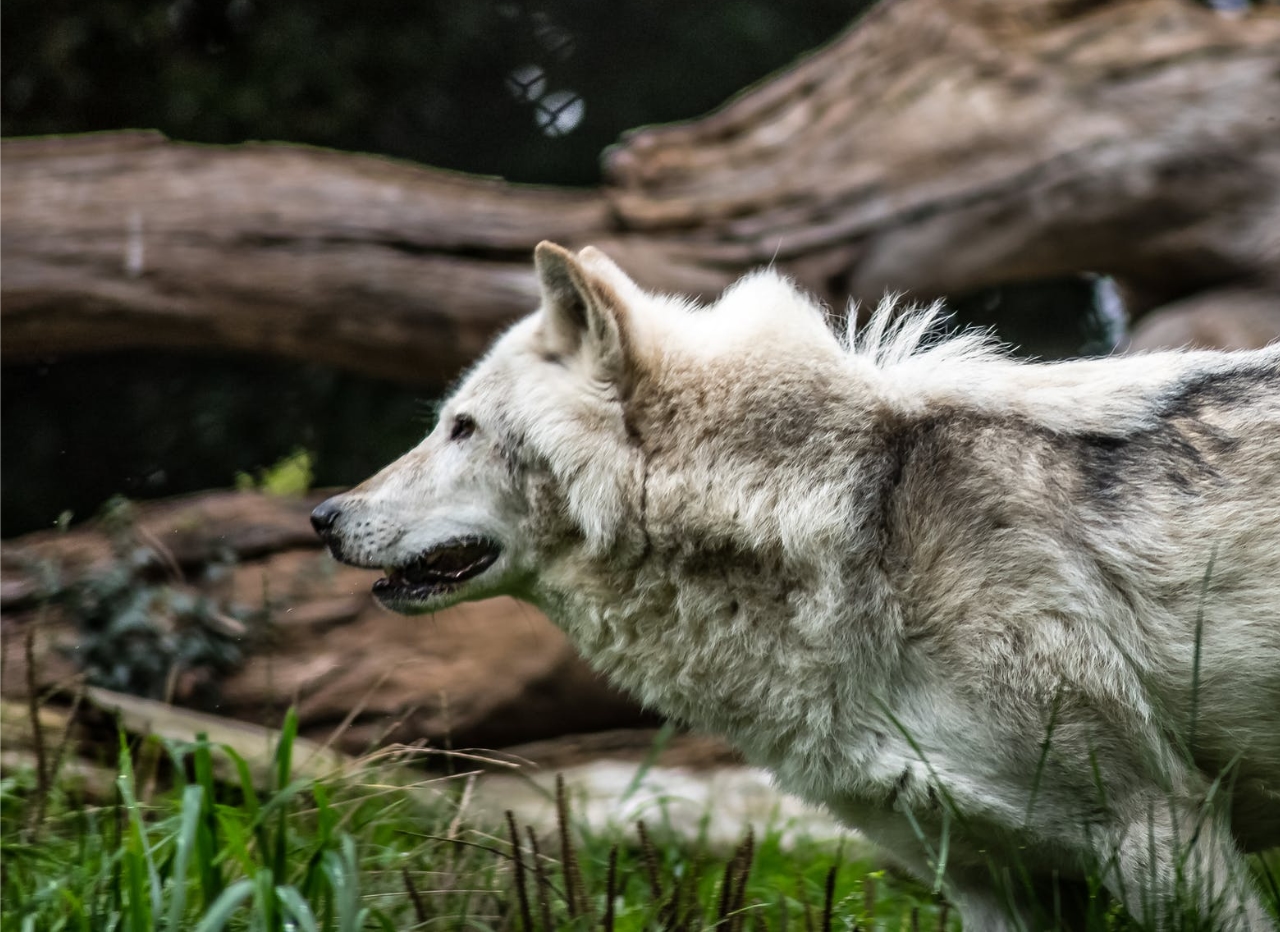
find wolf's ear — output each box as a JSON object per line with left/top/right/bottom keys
{"left": 535, "top": 241, "right": 634, "bottom": 390}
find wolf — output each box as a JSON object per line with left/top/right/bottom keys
{"left": 313, "top": 242, "right": 1280, "bottom": 930}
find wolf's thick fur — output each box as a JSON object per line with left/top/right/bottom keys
{"left": 317, "top": 244, "right": 1280, "bottom": 930}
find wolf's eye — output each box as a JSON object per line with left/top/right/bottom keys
{"left": 449, "top": 414, "right": 476, "bottom": 442}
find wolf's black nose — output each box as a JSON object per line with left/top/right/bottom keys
{"left": 310, "top": 498, "right": 343, "bottom": 539}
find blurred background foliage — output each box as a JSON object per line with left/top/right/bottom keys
{"left": 1, "top": 0, "right": 1113, "bottom": 537}
{"left": 2, "top": 0, "right": 861, "bottom": 185}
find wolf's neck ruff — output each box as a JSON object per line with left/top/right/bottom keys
{"left": 526, "top": 373, "right": 916, "bottom": 803}
{"left": 535, "top": 534, "right": 904, "bottom": 798}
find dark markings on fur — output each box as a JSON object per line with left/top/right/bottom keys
{"left": 865, "top": 383, "right": 1263, "bottom": 652}
{"left": 732, "top": 376, "right": 847, "bottom": 461}
{"left": 621, "top": 402, "right": 654, "bottom": 568}
{"left": 1069, "top": 367, "right": 1278, "bottom": 502}
{"left": 865, "top": 407, "right": 924, "bottom": 583}
{"left": 925, "top": 782, "right": 942, "bottom": 813}
{"left": 676, "top": 543, "right": 793, "bottom": 605}
{"left": 1157, "top": 364, "right": 1279, "bottom": 421}
{"left": 1074, "top": 426, "right": 1223, "bottom": 501}
{"left": 633, "top": 452, "right": 654, "bottom": 568}
{"left": 875, "top": 370, "right": 1262, "bottom": 545}
{"left": 497, "top": 428, "right": 527, "bottom": 479}
{"left": 886, "top": 767, "right": 913, "bottom": 809}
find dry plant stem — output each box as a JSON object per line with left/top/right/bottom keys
{"left": 822, "top": 866, "right": 838, "bottom": 932}
{"left": 637, "top": 819, "right": 664, "bottom": 898}
{"left": 682, "top": 850, "right": 707, "bottom": 930}
{"left": 447, "top": 772, "right": 477, "bottom": 842}
{"left": 362, "top": 703, "right": 425, "bottom": 752}
{"left": 135, "top": 523, "right": 184, "bottom": 582}
{"left": 527, "top": 826, "right": 555, "bottom": 932}
{"left": 507, "top": 810, "right": 534, "bottom": 932}
{"left": 401, "top": 866, "right": 428, "bottom": 925}
{"left": 603, "top": 845, "right": 619, "bottom": 932}
{"left": 718, "top": 856, "right": 738, "bottom": 925}
{"left": 555, "top": 773, "right": 589, "bottom": 921}
{"left": 23, "top": 622, "right": 49, "bottom": 839}
{"left": 33, "top": 682, "right": 86, "bottom": 832}
{"left": 662, "top": 864, "right": 684, "bottom": 932}
{"left": 732, "top": 831, "right": 755, "bottom": 932}
{"left": 308, "top": 668, "right": 393, "bottom": 764}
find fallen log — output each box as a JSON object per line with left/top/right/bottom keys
{"left": 0, "top": 690, "right": 352, "bottom": 784}
{"left": 4, "top": 0, "right": 1277, "bottom": 383}
{"left": 1127, "top": 287, "right": 1280, "bottom": 352}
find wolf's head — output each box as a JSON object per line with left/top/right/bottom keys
{"left": 311, "top": 242, "right": 659, "bottom": 614}
{"left": 312, "top": 241, "right": 857, "bottom": 615}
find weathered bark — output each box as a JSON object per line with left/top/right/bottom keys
{"left": 0, "top": 133, "right": 607, "bottom": 384}
{"left": 0, "top": 491, "right": 656, "bottom": 755}
{"left": 4, "top": 0, "right": 1278, "bottom": 383}
{"left": 1127, "top": 287, "right": 1280, "bottom": 351}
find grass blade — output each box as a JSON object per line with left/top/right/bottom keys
{"left": 276, "top": 885, "right": 321, "bottom": 932}
{"left": 193, "top": 735, "right": 225, "bottom": 902}
{"left": 117, "top": 732, "right": 162, "bottom": 922}
{"left": 322, "top": 835, "right": 367, "bottom": 932}
{"left": 166, "top": 783, "right": 205, "bottom": 930}
{"left": 275, "top": 707, "right": 299, "bottom": 795}
{"left": 192, "top": 878, "right": 255, "bottom": 932}
{"left": 124, "top": 846, "right": 151, "bottom": 932}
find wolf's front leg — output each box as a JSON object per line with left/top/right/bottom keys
{"left": 1095, "top": 792, "right": 1271, "bottom": 931}
{"left": 950, "top": 895, "right": 1033, "bottom": 931}
{"left": 888, "top": 856, "right": 1074, "bottom": 930}
{"left": 868, "top": 848, "right": 1036, "bottom": 931}
{"left": 944, "top": 875, "right": 1043, "bottom": 932}
{"left": 843, "top": 807, "right": 1049, "bottom": 930}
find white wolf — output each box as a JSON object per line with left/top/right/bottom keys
{"left": 313, "top": 243, "right": 1280, "bottom": 930}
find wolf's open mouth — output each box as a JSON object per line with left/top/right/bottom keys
{"left": 372, "top": 536, "right": 501, "bottom": 602}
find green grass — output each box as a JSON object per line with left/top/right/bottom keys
{"left": 505, "top": 774, "right": 958, "bottom": 932}
{"left": 1, "top": 708, "right": 954, "bottom": 932}
{"left": 3, "top": 708, "right": 1276, "bottom": 931}
{"left": 2, "top": 709, "right": 507, "bottom": 932}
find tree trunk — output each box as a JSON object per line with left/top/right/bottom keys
{"left": 4, "top": 0, "right": 1278, "bottom": 384}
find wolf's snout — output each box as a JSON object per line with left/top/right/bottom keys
{"left": 310, "top": 497, "right": 344, "bottom": 541}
